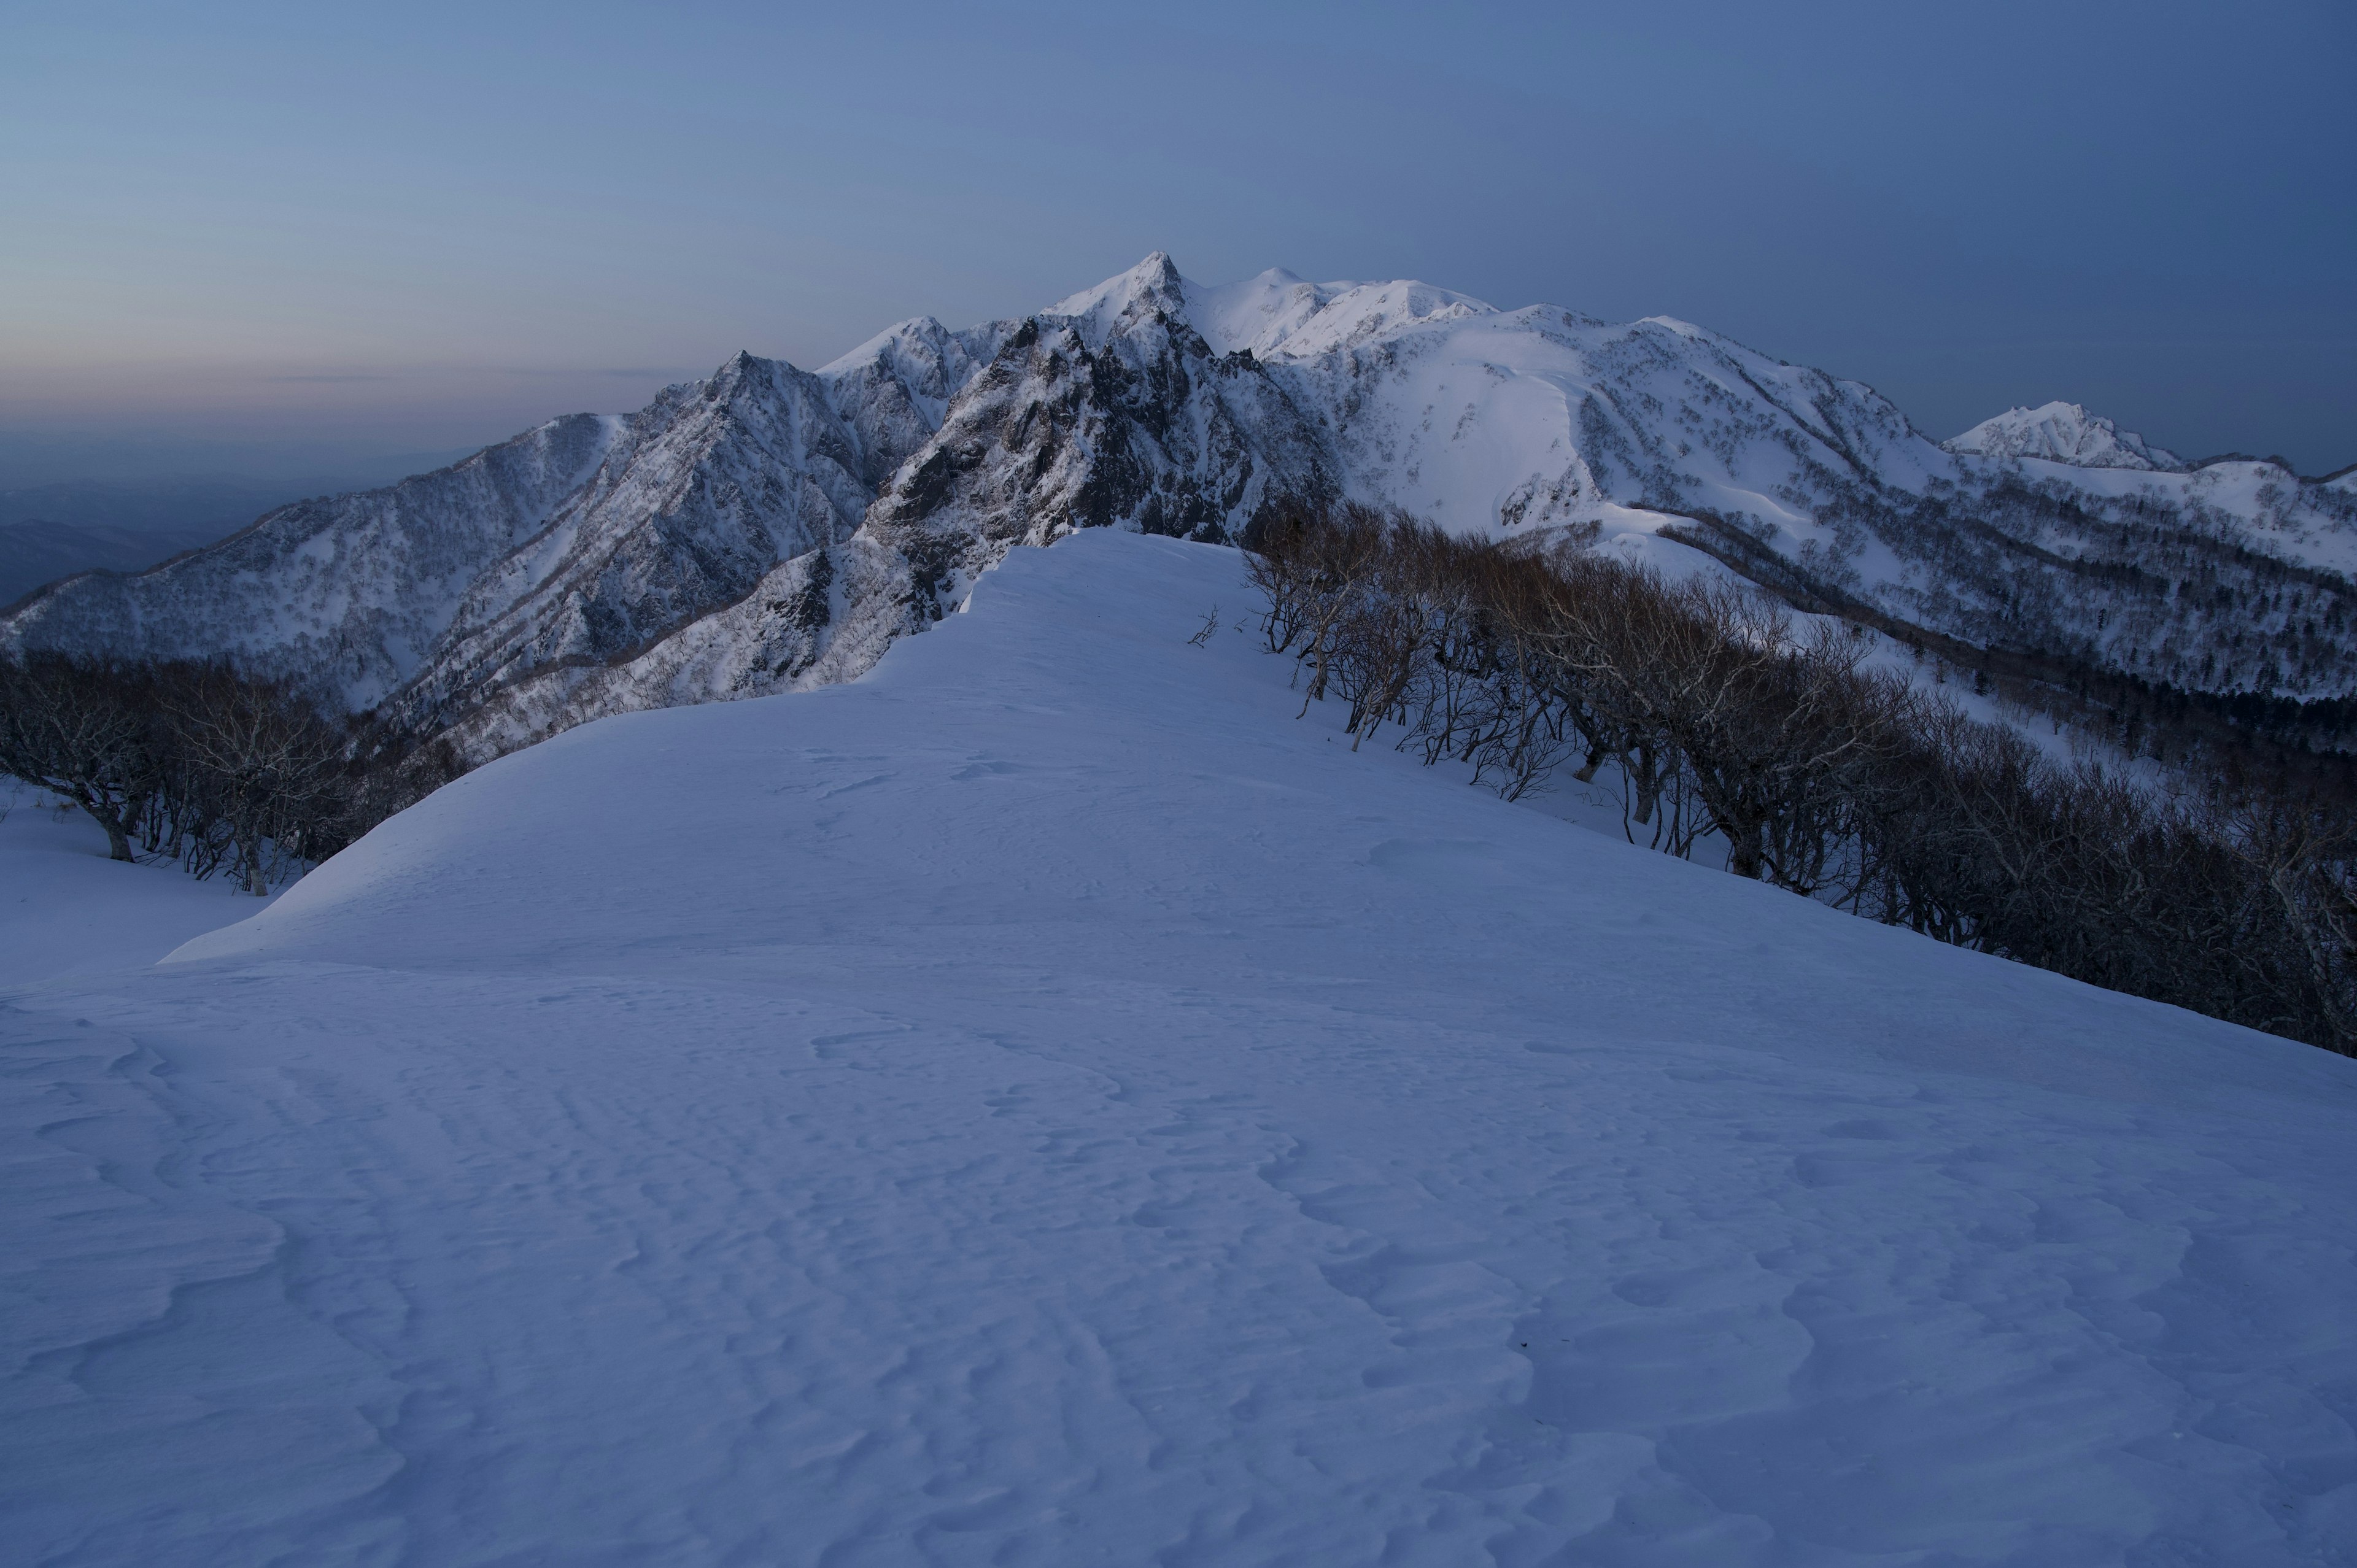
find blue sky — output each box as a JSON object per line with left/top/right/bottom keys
{"left": 3, "top": 0, "right": 2350, "bottom": 484}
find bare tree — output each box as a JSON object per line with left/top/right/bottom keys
{"left": 0, "top": 655, "right": 162, "bottom": 861}
{"left": 1238, "top": 502, "right": 2357, "bottom": 1055}
{"left": 0, "top": 651, "right": 439, "bottom": 894}
{"left": 156, "top": 664, "right": 353, "bottom": 894}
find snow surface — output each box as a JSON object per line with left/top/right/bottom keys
{"left": 1179, "top": 266, "right": 1494, "bottom": 360}
{"left": 0, "top": 784, "right": 277, "bottom": 987}
{"left": 7, "top": 530, "right": 2357, "bottom": 1568}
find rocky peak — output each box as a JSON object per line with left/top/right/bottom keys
{"left": 865, "top": 276, "right": 1332, "bottom": 617}
{"left": 1043, "top": 252, "right": 1191, "bottom": 350}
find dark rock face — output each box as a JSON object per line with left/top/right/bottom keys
{"left": 868, "top": 280, "right": 1334, "bottom": 620}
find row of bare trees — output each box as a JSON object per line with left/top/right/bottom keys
{"left": 1244, "top": 501, "right": 2357, "bottom": 1055}
{"left": 0, "top": 654, "right": 455, "bottom": 893}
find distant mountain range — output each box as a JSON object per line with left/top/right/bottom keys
{"left": 0, "top": 521, "right": 225, "bottom": 610}
{"left": 6, "top": 255, "right": 2353, "bottom": 759}
{"left": 0, "top": 473, "right": 474, "bottom": 608}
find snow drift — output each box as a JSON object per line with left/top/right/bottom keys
{"left": 4, "top": 532, "right": 2353, "bottom": 1564}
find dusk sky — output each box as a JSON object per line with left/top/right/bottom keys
{"left": 5, "top": 0, "right": 2351, "bottom": 487}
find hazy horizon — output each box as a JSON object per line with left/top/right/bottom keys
{"left": 6, "top": 1, "right": 2351, "bottom": 485}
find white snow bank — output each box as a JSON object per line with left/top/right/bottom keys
{"left": 6, "top": 533, "right": 2354, "bottom": 1565}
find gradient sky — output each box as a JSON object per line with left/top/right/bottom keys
{"left": 4, "top": 0, "right": 2351, "bottom": 487}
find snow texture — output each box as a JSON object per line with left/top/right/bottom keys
{"left": 5, "top": 533, "right": 2354, "bottom": 1566}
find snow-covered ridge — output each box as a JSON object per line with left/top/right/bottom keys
{"left": 4, "top": 255, "right": 2353, "bottom": 748}
{"left": 1944, "top": 400, "right": 2186, "bottom": 471}
{"left": 1179, "top": 266, "right": 1495, "bottom": 360}
{"left": 9, "top": 533, "right": 2353, "bottom": 1562}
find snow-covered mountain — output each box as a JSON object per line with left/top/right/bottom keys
{"left": 1944, "top": 401, "right": 2186, "bottom": 471}
{"left": 9, "top": 533, "right": 2354, "bottom": 1562}
{"left": 6, "top": 255, "right": 2353, "bottom": 753}
{"left": 865, "top": 257, "right": 1334, "bottom": 619}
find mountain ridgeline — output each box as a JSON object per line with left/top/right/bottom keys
{"left": 5, "top": 254, "right": 2353, "bottom": 764}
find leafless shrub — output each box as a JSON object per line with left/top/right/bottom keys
{"left": 0, "top": 652, "right": 462, "bottom": 893}
{"left": 0, "top": 654, "right": 163, "bottom": 861}
{"left": 151, "top": 665, "right": 353, "bottom": 892}
{"left": 1242, "top": 498, "right": 2357, "bottom": 1055}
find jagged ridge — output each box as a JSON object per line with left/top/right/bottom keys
{"left": 6, "top": 253, "right": 2354, "bottom": 760}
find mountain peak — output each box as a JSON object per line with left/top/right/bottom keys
{"left": 705, "top": 349, "right": 772, "bottom": 392}
{"left": 1045, "top": 253, "right": 1191, "bottom": 347}
{"left": 1944, "top": 400, "right": 2185, "bottom": 471}
{"left": 820, "top": 316, "right": 951, "bottom": 377}
{"left": 7, "top": 255, "right": 2345, "bottom": 768}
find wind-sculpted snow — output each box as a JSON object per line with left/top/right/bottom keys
{"left": 1945, "top": 401, "right": 2187, "bottom": 471}
{"left": 6, "top": 253, "right": 2353, "bottom": 747}
{"left": 6, "top": 535, "right": 2353, "bottom": 1564}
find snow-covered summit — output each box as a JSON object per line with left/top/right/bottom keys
{"left": 1944, "top": 400, "right": 2186, "bottom": 471}
{"left": 1043, "top": 250, "right": 1194, "bottom": 349}
{"left": 6, "top": 254, "right": 2352, "bottom": 750}
{"left": 1180, "top": 269, "right": 1496, "bottom": 360}
{"left": 1050, "top": 256, "right": 1495, "bottom": 363}
{"left": 1177, "top": 266, "right": 1343, "bottom": 356}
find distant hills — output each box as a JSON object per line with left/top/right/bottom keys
{"left": 0, "top": 519, "right": 231, "bottom": 609}
{"left": 0, "top": 476, "right": 394, "bottom": 607}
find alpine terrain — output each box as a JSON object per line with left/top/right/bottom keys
{"left": 7, "top": 256, "right": 2354, "bottom": 761}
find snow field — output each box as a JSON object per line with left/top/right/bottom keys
{"left": 0, "top": 784, "right": 281, "bottom": 988}
{"left": 4, "top": 532, "right": 2355, "bottom": 1565}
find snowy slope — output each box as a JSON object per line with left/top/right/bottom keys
{"left": 0, "top": 329, "right": 989, "bottom": 720}
{"left": 0, "top": 784, "right": 276, "bottom": 986}
{"left": 1945, "top": 402, "right": 2187, "bottom": 471}
{"left": 6, "top": 533, "right": 2353, "bottom": 1565}
{"left": 1164, "top": 274, "right": 2357, "bottom": 698}
{"left": 0, "top": 414, "right": 624, "bottom": 709}
{"left": 1180, "top": 266, "right": 1938, "bottom": 539}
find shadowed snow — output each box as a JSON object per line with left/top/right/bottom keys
{"left": 5, "top": 530, "right": 2355, "bottom": 1567}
